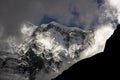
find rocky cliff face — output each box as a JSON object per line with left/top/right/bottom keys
{"left": 0, "top": 51, "right": 27, "bottom": 80}
{"left": 0, "top": 22, "right": 94, "bottom": 80}
{"left": 19, "top": 22, "right": 94, "bottom": 80}
{"left": 52, "top": 24, "right": 120, "bottom": 80}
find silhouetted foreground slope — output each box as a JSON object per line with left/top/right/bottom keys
{"left": 52, "top": 25, "right": 120, "bottom": 80}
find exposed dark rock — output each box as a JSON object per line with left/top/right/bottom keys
{"left": 52, "top": 25, "right": 120, "bottom": 80}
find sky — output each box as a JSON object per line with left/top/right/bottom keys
{"left": 0, "top": 0, "right": 120, "bottom": 80}
{"left": 0, "top": 0, "right": 119, "bottom": 50}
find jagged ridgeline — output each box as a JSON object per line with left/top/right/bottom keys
{"left": 17, "top": 22, "right": 94, "bottom": 72}
{"left": 0, "top": 22, "right": 94, "bottom": 80}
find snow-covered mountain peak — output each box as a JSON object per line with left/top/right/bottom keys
{"left": 0, "top": 22, "right": 115, "bottom": 80}
{"left": 21, "top": 22, "right": 94, "bottom": 58}
{"left": 16, "top": 22, "right": 94, "bottom": 75}
{"left": 0, "top": 22, "right": 94, "bottom": 80}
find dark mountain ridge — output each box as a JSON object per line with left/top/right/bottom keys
{"left": 52, "top": 25, "right": 120, "bottom": 80}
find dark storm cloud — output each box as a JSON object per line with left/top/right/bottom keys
{"left": 0, "top": 0, "right": 101, "bottom": 38}
{"left": 1, "top": 0, "right": 116, "bottom": 52}
{"left": 0, "top": 0, "right": 43, "bottom": 37}
{"left": 0, "top": 0, "right": 70, "bottom": 37}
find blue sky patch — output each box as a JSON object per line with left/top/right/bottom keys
{"left": 96, "top": 0, "right": 104, "bottom": 7}
{"left": 40, "top": 16, "right": 57, "bottom": 25}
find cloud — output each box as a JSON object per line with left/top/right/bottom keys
{"left": 0, "top": 1, "right": 118, "bottom": 79}
{"left": 0, "top": 0, "right": 119, "bottom": 51}
{"left": 42, "top": 0, "right": 100, "bottom": 29}
{"left": 0, "top": 26, "right": 7, "bottom": 51}
{"left": 81, "top": 23, "right": 114, "bottom": 59}
{"left": 0, "top": 25, "right": 4, "bottom": 38}
{"left": 106, "top": 0, "right": 120, "bottom": 23}
{"left": 0, "top": 0, "right": 101, "bottom": 38}
{"left": 21, "top": 22, "right": 37, "bottom": 37}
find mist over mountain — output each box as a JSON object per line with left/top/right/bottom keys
{"left": 52, "top": 24, "right": 120, "bottom": 80}
{"left": 0, "top": 22, "right": 114, "bottom": 80}
{"left": 0, "top": 0, "right": 120, "bottom": 80}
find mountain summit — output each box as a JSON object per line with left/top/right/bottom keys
{"left": 18, "top": 22, "right": 94, "bottom": 59}
{"left": 0, "top": 22, "right": 94, "bottom": 80}
{"left": 18, "top": 22, "right": 94, "bottom": 80}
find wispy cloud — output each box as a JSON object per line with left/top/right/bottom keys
{"left": 106, "top": 0, "right": 120, "bottom": 23}
{"left": 0, "top": 0, "right": 119, "bottom": 51}
{"left": 0, "top": 0, "right": 102, "bottom": 37}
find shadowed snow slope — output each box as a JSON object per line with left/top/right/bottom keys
{"left": 52, "top": 24, "right": 120, "bottom": 80}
